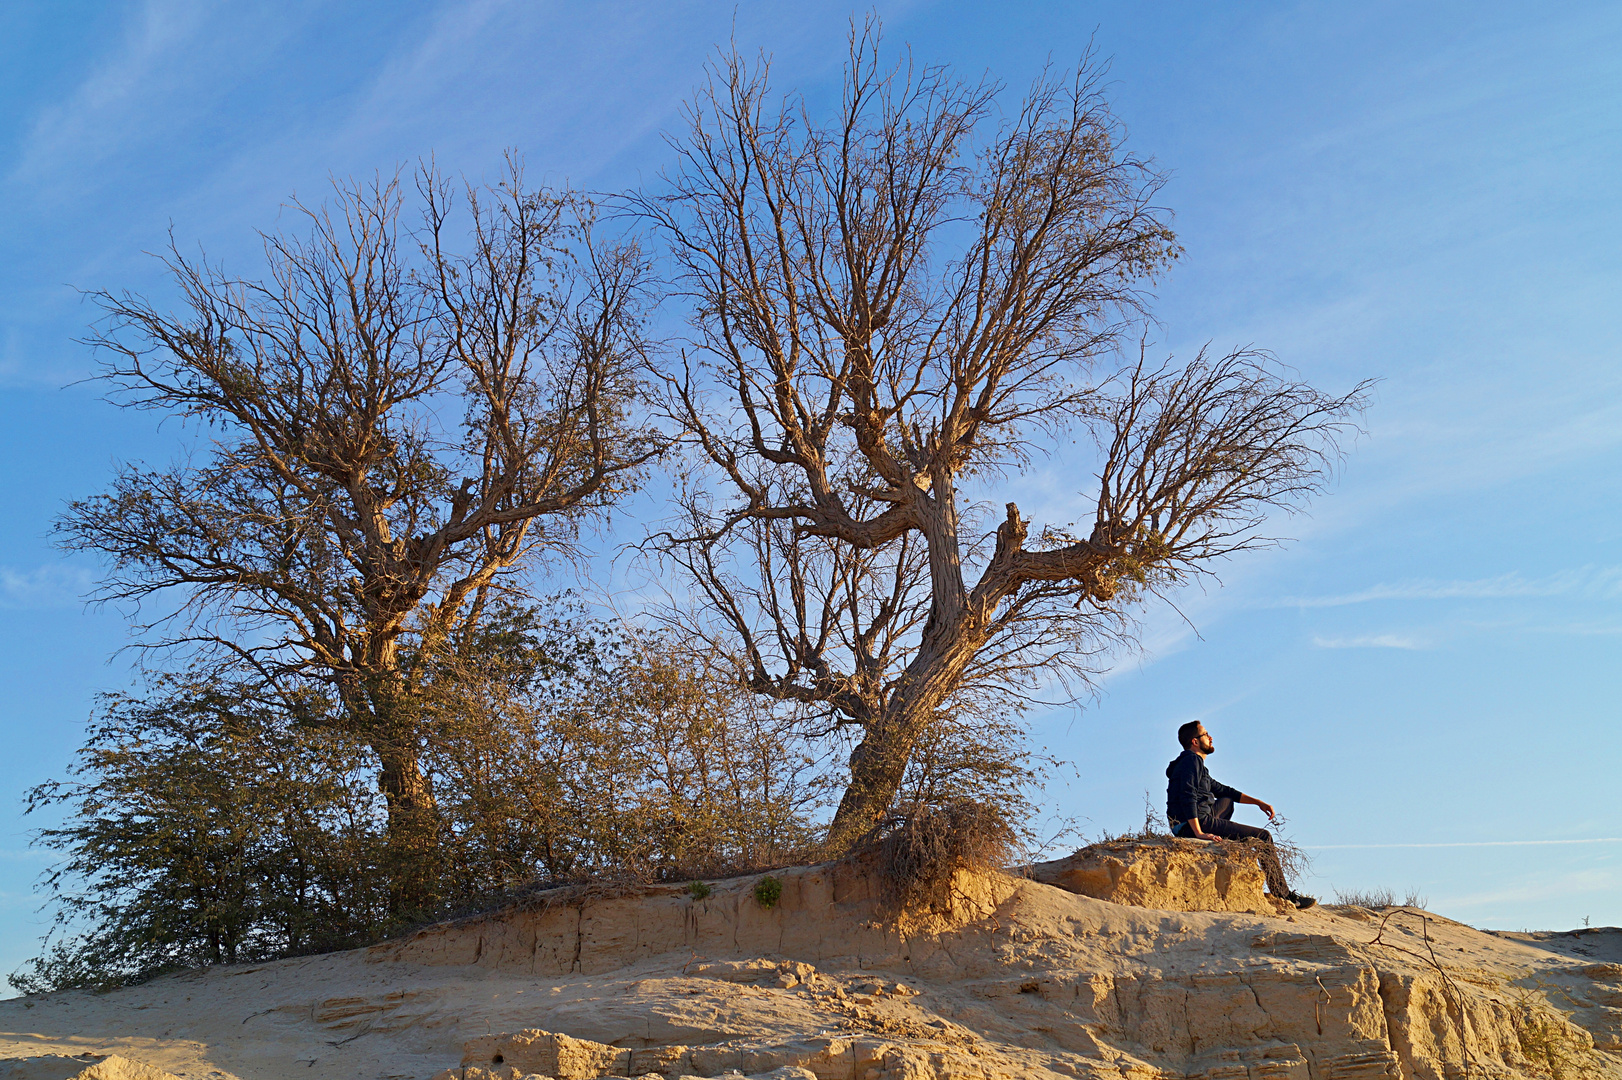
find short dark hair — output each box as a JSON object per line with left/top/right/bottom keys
{"left": 1177, "top": 721, "right": 1203, "bottom": 749}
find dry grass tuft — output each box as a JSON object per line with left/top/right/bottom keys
{"left": 1268, "top": 823, "right": 1314, "bottom": 887}
{"left": 1332, "top": 887, "right": 1428, "bottom": 910}
{"left": 860, "top": 800, "right": 1019, "bottom": 915}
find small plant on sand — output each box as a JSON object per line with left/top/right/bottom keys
{"left": 1332, "top": 887, "right": 1428, "bottom": 910}
{"left": 754, "top": 876, "right": 783, "bottom": 908}
{"left": 687, "top": 880, "right": 712, "bottom": 901}
{"left": 1099, "top": 791, "right": 1170, "bottom": 842}
{"left": 1512, "top": 988, "right": 1592, "bottom": 1080}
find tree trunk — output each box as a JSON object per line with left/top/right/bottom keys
{"left": 825, "top": 726, "right": 912, "bottom": 854}
{"left": 824, "top": 567, "right": 993, "bottom": 855}
{"left": 362, "top": 659, "right": 440, "bottom": 920}
{"left": 373, "top": 733, "right": 440, "bottom": 919}
{"left": 823, "top": 672, "right": 963, "bottom": 853}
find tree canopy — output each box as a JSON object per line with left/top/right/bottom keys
{"left": 57, "top": 163, "right": 664, "bottom": 912}
{"left": 638, "top": 32, "right": 1367, "bottom": 850}
{"left": 26, "top": 28, "right": 1369, "bottom": 990}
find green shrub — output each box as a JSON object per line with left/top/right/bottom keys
{"left": 754, "top": 875, "right": 783, "bottom": 908}
{"left": 10, "top": 676, "right": 389, "bottom": 994}
{"left": 687, "top": 880, "right": 712, "bottom": 900}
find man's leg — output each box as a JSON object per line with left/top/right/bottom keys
{"left": 1202, "top": 817, "right": 1291, "bottom": 898}
{"left": 1211, "top": 798, "right": 1236, "bottom": 823}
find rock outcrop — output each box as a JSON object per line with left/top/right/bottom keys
{"left": 1024, "top": 837, "right": 1278, "bottom": 913}
{"left": 2, "top": 853, "right": 1619, "bottom": 1080}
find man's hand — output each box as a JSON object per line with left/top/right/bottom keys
{"left": 1239, "top": 794, "right": 1278, "bottom": 822}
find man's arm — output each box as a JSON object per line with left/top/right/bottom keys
{"left": 1186, "top": 818, "right": 1224, "bottom": 841}
{"left": 1238, "top": 793, "right": 1277, "bottom": 821}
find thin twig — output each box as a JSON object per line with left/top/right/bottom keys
{"left": 1366, "top": 908, "right": 1482, "bottom": 1077}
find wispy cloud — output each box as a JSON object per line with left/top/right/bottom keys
{"left": 1440, "top": 866, "right": 1622, "bottom": 911}
{"left": 7, "top": 0, "right": 216, "bottom": 191}
{"left": 1525, "top": 620, "right": 1622, "bottom": 636}
{"left": 1280, "top": 566, "right": 1622, "bottom": 609}
{"left": 1311, "top": 633, "right": 1428, "bottom": 650}
{"left": 0, "top": 849, "right": 50, "bottom": 863}
{"left": 0, "top": 564, "right": 92, "bottom": 609}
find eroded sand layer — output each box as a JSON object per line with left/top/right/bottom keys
{"left": 2, "top": 852, "right": 1618, "bottom": 1080}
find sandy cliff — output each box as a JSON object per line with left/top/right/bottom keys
{"left": 2, "top": 842, "right": 1618, "bottom": 1080}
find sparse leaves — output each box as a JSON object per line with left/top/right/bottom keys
{"left": 57, "top": 161, "right": 667, "bottom": 913}
{"left": 641, "top": 27, "right": 1366, "bottom": 850}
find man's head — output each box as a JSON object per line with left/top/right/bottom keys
{"left": 1177, "top": 720, "right": 1214, "bottom": 756}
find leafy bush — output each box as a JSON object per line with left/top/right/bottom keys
{"left": 753, "top": 876, "right": 783, "bottom": 908}
{"left": 12, "top": 675, "right": 388, "bottom": 994}
{"left": 13, "top": 609, "right": 830, "bottom": 994}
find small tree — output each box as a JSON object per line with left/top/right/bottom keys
{"left": 13, "top": 676, "right": 386, "bottom": 993}
{"left": 16, "top": 613, "right": 826, "bottom": 993}
{"left": 422, "top": 606, "right": 825, "bottom": 888}
{"left": 641, "top": 30, "right": 1369, "bottom": 852}
{"left": 57, "top": 162, "right": 662, "bottom": 914}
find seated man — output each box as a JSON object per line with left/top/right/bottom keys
{"left": 1166, "top": 720, "right": 1316, "bottom": 909}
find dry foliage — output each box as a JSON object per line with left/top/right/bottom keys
{"left": 1333, "top": 886, "right": 1430, "bottom": 910}
{"left": 422, "top": 609, "right": 827, "bottom": 888}
{"left": 861, "top": 800, "right": 1019, "bottom": 915}
{"left": 57, "top": 161, "right": 663, "bottom": 914}
{"left": 639, "top": 23, "right": 1369, "bottom": 851}
{"left": 1262, "top": 814, "right": 1313, "bottom": 887}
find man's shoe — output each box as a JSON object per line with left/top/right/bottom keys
{"left": 1288, "top": 892, "right": 1317, "bottom": 910}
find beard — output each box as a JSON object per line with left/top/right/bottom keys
{"left": 1202, "top": 742, "right": 1216, "bottom": 755}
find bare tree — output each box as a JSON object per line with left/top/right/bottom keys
{"left": 639, "top": 30, "right": 1369, "bottom": 853}
{"left": 58, "top": 162, "right": 662, "bottom": 912}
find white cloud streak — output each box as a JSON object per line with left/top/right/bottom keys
{"left": 9, "top": 0, "right": 228, "bottom": 191}
{"left": 1311, "top": 633, "right": 1428, "bottom": 650}
{"left": 1307, "top": 838, "right": 1622, "bottom": 850}
{"left": 1438, "top": 866, "right": 1622, "bottom": 913}
{"left": 1279, "top": 566, "right": 1622, "bottom": 609}
{"left": 0, "top": 564, "right": 92, "bottom": 609}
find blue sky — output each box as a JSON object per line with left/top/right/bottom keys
{"left": 2, "top": 1, "right": 1619, "bottom": 982}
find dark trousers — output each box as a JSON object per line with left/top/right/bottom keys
{"left": 1201, "top": 798, "right": 1291, "bottom": 898}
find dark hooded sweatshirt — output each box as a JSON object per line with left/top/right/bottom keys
{"left": 1165, "top": 750, "right": 1243, "bottom": 829}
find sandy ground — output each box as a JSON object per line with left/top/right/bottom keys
{"left": 2, "top": 859, "right": 1618, "bottom": 1080}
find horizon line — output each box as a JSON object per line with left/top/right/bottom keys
{"left": 1304, "top": 838, "right": 1622, "bottom": 849}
